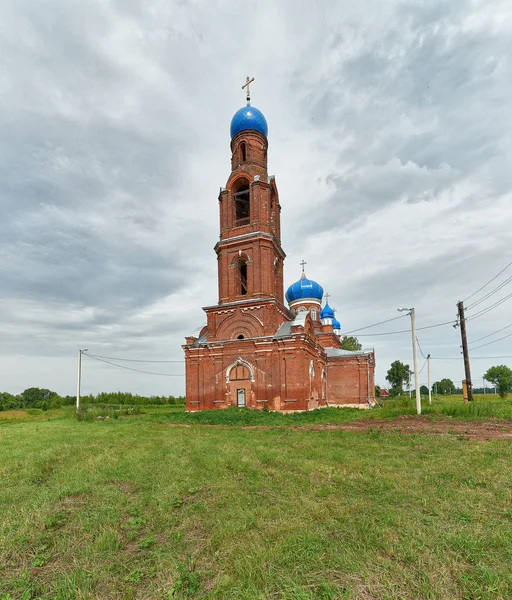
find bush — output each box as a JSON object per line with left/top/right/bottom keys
{"left": 75, "top": 405, "right": 142, "bottom": 421}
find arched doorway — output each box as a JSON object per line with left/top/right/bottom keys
{"left": 227, "top": 360, "right": 253, "bottom": 408}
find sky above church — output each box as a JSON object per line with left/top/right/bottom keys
{"left": 1, "top": 0, "right": 511, "bottom": 397}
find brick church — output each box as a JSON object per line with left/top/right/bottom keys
{"left": 183, "top": 82, "right": 375, "bottom": 412}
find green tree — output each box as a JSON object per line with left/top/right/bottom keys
{"left": 340, "top": 336, "right": 362, "bottom": 351}
{"left": 420, "top": 385, "right": 429, "bottom": 395}
{"left": 0, "top": 392, "right": 21, "bottom": 411}
{"left": 432, "top": 379, "right": 455, "bottom": 395}
{"left": 375, "top": 385, "right": 381, "bottom": 397}
{"left": 484, "top": 365, "right": 512, "bottom": 399}
{"left": 386, "top": 360, "right": 410, "bottom": 396}
{"left": 21, "top": 388, "right": 59, "bottom": 409}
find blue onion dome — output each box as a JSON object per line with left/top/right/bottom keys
{"left": 332, "top": 316, "right": 341, "bottom": 330}
{"left": 230, "top": 104, "right": 268, "bottom": 139}
{"left": 320, "top": 303, "right": 335, "bottom": 320}
{"left": 286, "top": 271, "right": 324, "bottom": 304}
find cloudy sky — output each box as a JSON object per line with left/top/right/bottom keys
{"left": 1, "top": 0, "right": 511, "bottom": 397}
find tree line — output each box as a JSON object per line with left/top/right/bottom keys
{"left": 383, "top": 361, "right": 512, "bottom": 399}
{"left": 0, "top": 389, "right": 185, "bottom": 411}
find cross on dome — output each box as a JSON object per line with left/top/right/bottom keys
{"left": 242, "top": 76, "right": 255, "bottom": 103}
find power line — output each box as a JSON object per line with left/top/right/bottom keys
{"left": 469, "top": 322, "right": 512, "bottom": 345}
{"left": 353, "top": 319, "right": 455, "bottom": 337}
{"left": 87, "top": 353, "right": 184, "bottom": 363}
{"left": 430, "top": 355, "right": 512, "bottom": 360}
{"left": 84, "top": 353, "right": 185, "bottom": 376}
{"left": 419, "top": 357, "right": 428, "bottom": 374}
{"left": 463, "top": 260, "right": 512, "bottom": 303}
{"left": 466, "top": 291, "right": 512, "bottom": 322}
{"left": 416, "top": 337, "right": 427, "bottom": 359}
{"left": 469, "top": 331, "right": 512, "bottom": 351}
{"left": 342, "top": 313, "right": 408, "bottom": 335}
{"left": 466, "top": 274, "right": 512, "bottom": 310}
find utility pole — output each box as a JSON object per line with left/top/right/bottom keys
{"left": 398, "top": 308, "right": 421, "bottom": 415}
{"left": 76, "top": 348, "right": 88, "bottom": 412}
{"left": 427, "top": 354, "right": 432, "bottom": 405}
{"left": 483, "top": 376, "right": 486, "bottom": 395}
{"left": 457, "top": 301, "right": 473, "bottom": 402}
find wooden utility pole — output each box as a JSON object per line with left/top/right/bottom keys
{"left": 457, "top": 301, "right": 473, "bottom": 402}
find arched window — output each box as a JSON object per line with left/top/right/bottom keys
{"left": 240, "top": 142, "right": 246, "bottom": 162}
{"left": 237, "top": 334, "right": 245, "bottom": 340}
{"left": 234, "top": 181, "right": 250, "bottom": 227}
{"left": 311, "top": 309, "right": 317, "bottom": 320}
{"left": 229, "top": 363, "right": 251, "bottom": 381}
{"left": 238, "top": 258, "right": 248, "bottom": 295}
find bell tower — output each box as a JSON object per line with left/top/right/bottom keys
{"left": 214, "top": 79, "right": 285, "bottom": 307}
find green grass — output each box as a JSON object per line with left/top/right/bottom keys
{"left": 142, "top": 394, "right": 512, "bottom": 427}
{"left": 378, "top": 394, "right": 512, "bottom": 421}
{"left": 1, "top": 405, "right": 512, "bottom": 599}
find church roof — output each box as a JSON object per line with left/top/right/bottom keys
{"left": 230, "top": 104, "right": 268, "bottom": 139}
{"left": 274, "top": 311, "right": 309, "bottom": 338}
{"left": 285, "top": 272, "right": 324, "bottom": 304}
{"left": 320, "top": 303, "right": 335, "bottom": 320}
{"left": 325, "top": 348, "right": 370, "bottom": 357}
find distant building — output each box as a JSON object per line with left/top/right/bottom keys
{"left": 183, "top": 87, "right": 375, "bottom": 412}
{"left": 379, "top": 388, "right": 390, "bottom": 398}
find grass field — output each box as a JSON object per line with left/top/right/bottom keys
{"left": 1, "top": 398, "right": 512, "bottom": 599}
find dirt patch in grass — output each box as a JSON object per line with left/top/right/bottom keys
{"left": 111, "top": 480, "right": 139, "bottom": 496}
{"left": 313, "top": 416, "right": 512, "bottom": 440}
{"left": 0, "top": 410, "right": 30, "bottom": 419}
{"left": 158, "top": 416, "right": 512, "bottom": 441}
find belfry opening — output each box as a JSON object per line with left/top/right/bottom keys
{"left": 234, "top": 182, "right": 250, "bottom": 227}
{"left": 183, "top": 78, "right": 376, "bottom": 412}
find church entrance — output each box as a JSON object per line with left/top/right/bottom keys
{"left": 237, "top": 388, "right": 246, "bottom": 407}
{"left": 228, "top": 361, "right": 252, "bottom": 408}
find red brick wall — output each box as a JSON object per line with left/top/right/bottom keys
{"left": 326, "top": 353, "right": 375, "bottom": 407}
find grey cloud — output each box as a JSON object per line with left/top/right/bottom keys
{"left": 1, "top": 0, "right": 511, "bottom": 395}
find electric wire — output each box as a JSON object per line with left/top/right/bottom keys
{"left": 84, "top": 353, "right": 185, "bottom": 376}
{"left": 463, "top": 260, "right": 512, "bottom": 303}
{"left": 466, "top": 274, "right": 512, "bottom": 310}
{"left": 469, "top": 322, "right": 512, "bottom": 345}
{"left": 466, "top": 291, "right": 512, "bottom": 322}
{"left": 469, "top": 331, "right": 512, "bottom": 351}
{"left": 86, "top": 353, "right": 184, "bottom": 363}
{"left": 418, "top": 358, "right": 428, "bottom": 375}
{"left": 416, "top": 337, "right": 427, "bottom": 359}
{"left": 430, "top": 355, "right": 512, "bottom": 360}
{"left": 341, "top": 313, "right": 409, "bottom": 335}
{"left": 351, "top": 319, "right": 455, "bottom": 337}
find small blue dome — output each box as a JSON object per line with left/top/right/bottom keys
{"left": 230, "top": 104, "right": 268, "bottom": 139}
{"left": 332, "top": 316, "right": 341, "bottom": 330}
{"left": 286, "top": 272, "right": 324, "bottom": 304}
{"left": 320, "top": 303, "right": 335, "bottom": 320}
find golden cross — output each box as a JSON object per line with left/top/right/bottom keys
{"left": 242, "top": 76, "right": 255, "bottom": 103}
{"left": 300, "top": 260, "right": 307, "bottom": 274}
{"left": 325, "top": 293, "right": 330, "bottom": 305}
